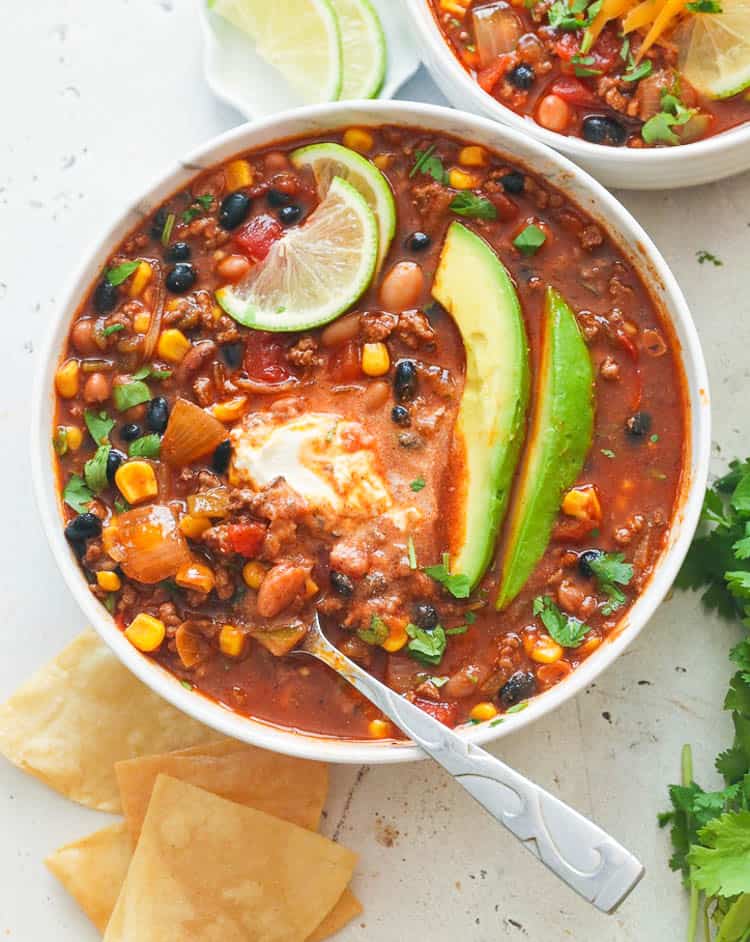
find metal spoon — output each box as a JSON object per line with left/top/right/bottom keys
{"left": 297, "top": 613, "right": 644, "bottom": 913}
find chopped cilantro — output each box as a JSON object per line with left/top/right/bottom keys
{"left": 106, "top": 260, "right": 140, "bottom": 286}
{"left": 424, "top": 552, "right": 471, "bottom": 599}
{"left": 84, "top": 409, "right": 115, "bottom": 446}
{"left": 180, "top": 679, "right": 194, "bottom": 690}
{"left": 572, "top": 53, "right": 602, "bottom": 78}
{"left": 619, "top": 37, "right": 630, "bottom": 61}
{"left": 513, "top": 224, "right": 547, "bottom": 256}
{"left": 489, "top": 716, "right": 505, "bottom": 727}
{"left": 182, "top": 194, "right": 214, "bottom": 224}
{"left": 687, "top": 0, "right": 722, "bottom": 10}
{"left": 533, "top": 596, "right": 590, "bottom": 647}
{"left": 161, "top": 212, "right": 176, "bottom": 247}
{"left": 587, "top": 552, "right": 633, "bottom": 615}
{"left": 128, "top": 434, "right": 161, "bottom": 459}
{"left": 622, "top": 59, "right": 653, "bottom": 83}
{"left": 651, "top": 434, "right": 660, "bottom": 443}
{"left": 133, "top": 364, "right": 172, "bottom": 381}
{"left": 449, "top": 193, "right": 497, "bottom": 220}
{"left": 642, "top": 90, "right": 697, "bottom": 145}
{"left": 63, "top": 474, "right": 93, "bottom": 513}
{"left": 697, "top": 249, "right": 723, "bottom": 267}
{"left": 406, "top": 622, "right": 447, "bottom": 666}
{"left": 113, "top": 379, "right": 151, "bottom": 412}
{"left": 409, "top": 145, "right": 448, "bottom": 184}
{"left": 407, "top": 536, "right": 418, "bottom": 571}
{"left": 601, "top": 448, "right": 616, "bottom": 459}
{"left": 549, "top": 0, "right": 602, "bottom": 31}
{"left": 445, "top": 624, "right": 469, "bottom": 636}
{"left": 410, "top": 476, "right": 426, "bottom": 492}
{"left": 428, "top": 675, "right": 450, "bottom": 688}
{"left": 83, "top": 444, "right": 111, "bottom": 495}
{"left": 102, "top": 323, "right": 125, "bottom": 337}
{"left": 357, "top": 614, "right": 389, "bottom": 646}
{"left": 53, "top": 426, "right": 69, "bottom": 456}
{"left": 114, "top": 496, "right": 129, "bottom": 514}
{"left": 507, "top": 701, "right": 529, "bottom": 714}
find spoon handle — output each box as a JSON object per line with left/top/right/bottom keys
{"left": 306, "top": 630, "right": 643, "bottom": 913}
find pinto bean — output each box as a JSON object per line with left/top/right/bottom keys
{"left": 83, "top": 372, "right": 112, "bottom": 403}
{"left": 256, "top": 562, "right": 308, "bottom": 618}
{"left": 379, "top": 262, "right": 425, "bottom": 312}
{"left": 320, "top": 312, "right": 361, "bottom": 348}
{"left": 363, "top": 380, "right": 390, "bottom": 411}
{"left": 71, "top": 318, "right": 101, "bottom": 355}
{"left": 216, "top": 254, "right": 251, "bottom": 282}
{"left": 443, "top": 663, "right": 491, "bottom": 699}
{"left": 177, "top": 339, "right": 217, "bottom": 381}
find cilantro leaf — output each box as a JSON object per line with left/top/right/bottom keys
{"left": 128, "top": 434, "right": 161, "bottom": 459}
{"left": 549, "top": 0, "right": 601, "bottom": 30}
{"left": 406, "top": 622, "right": 447, "bottom": 665}
{"left": 687, "top": 0, "right": 722, "bottom": 10}
{"left": 357, "top": 614, "right": 389, "bottom": 646}
{"left": 106, "top": 260, "right": 140, "bottom": 286}
{"left": 587, "top": 552, "right": 633, "bottom": 615}
{"left": 424, "top": 553, "right": 471, "bottom": 598}
{"left": 102, "top": 323, "right": 125, "bottom": 336}
{"left": 642, "top": 89, "right": 697, "bottom": 145}
{"left": 409, "top": 145, "right": 448, "bottom": 184}
{"left": 410, "top": 476, "right": 426, "bottom": 492}
{"left": 133, "top": 364, "right": 172, "bottom": 381}
{"left": 449, "top": 193, "right": 497, "bottom": 220}
{"left": 84, "top": 409, "right": 115, "bottom": 446}
{"left": 513, "top": 224, "right": 547, "bottom": 256}
{"left": 182, "top": 194, "right": 214, "bottom": 224}
{"left": 688, "top": 811, "right": 750, "bottom": 898}
{"left": 622, "top": 59, "right": 653, "bottom": 82}
{"left": 533, "top": 596, "right": 590, "bottom": 647}
{"left": 113, "top": 380, "right": 151, "bottom": 412}
{"left": 63, "top": 474, "right": 94, "bottom": 513}
{"left": 83, "top": 444, "right": 111, "bottom": 495}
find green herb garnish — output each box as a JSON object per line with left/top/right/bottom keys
{"left": 133, "top": 364, "right": 172, "bottom": 381}
{"left": 102, "top": 323, "right": 125, "bottom": 337}
{"left": 513, "top": 224, "right": 547, "bottom": 256}
{"left": 507, "top": 701, "right": 529, "bottom": 714}
{"left": 409, "top": 145, "right": 448, "bottom": 183}
{"left": 406, "top": 622, "right": 447, "bottom": 666}
{"left": 83, "top": 444, "right": 111, "bottom": 495}
{"left": 53, "top": 426, "right": 69, "bottom": 456}
{"left": 533, "top": 596, "right": 590, "bottom": 647}
{"left": 623, "top": 59, "right": 653, "bottom": 82}
{"left": 549, "top": 0, "right": 602, "bottom": 31}
{"left": 697, "top": 250, "right": 723, "bottom": 267}
{"left": 84, "top": 409, "right": 115, "bottom": 446}
{"left": 686, "top": 0, "right": 722, "bottom": 10}
{"left": 642, "top": 90, "right": 697, "bottom": 145}
{"left": 113, "top": 380, "right": 151, "bottom": 412}
{"left": 449, "top": 193, "right": 497, "bottom": 220}
{"left": 161, "top": 212, "right": 176, "bottom": 247}
{"left": 410, "top": 476, "right": 426, "bottom": 492}
{"left": 601, "top": 448, "right": 616, "bottom": 459}
{"left": 106, "top": 261, "right": 140, "bottom": 286}
{"left": 572, "top": 53, "right": 602, "bottom": 77}
{"left": 181, "top": 193, "right": 214, "bottom": 224}
{"left": 587, "top": 552, "right": 633, "bottom": 615}
{"left": 407, "top": 536, "right": 418, "bottom": 570}
{"left": 63, "top": 474, "right": 94, "bottom": 513}
{"left": 357, "top": 614, "right": 389, "bottom": 646}
{"left": 424, "top": 552, "right": 471, "bottom": 599}
{"left": 114, "top": 496, "right": 129, "bottom": 514}
{"left": 129, "top": 434, "right": 161, "bottom": 459}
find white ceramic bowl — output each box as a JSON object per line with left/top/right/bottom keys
{"left": 406, "top": 0, "right": 750, "bottom": 190}
{"left": 32, "top": 100, "right": 710, "bottom": 764}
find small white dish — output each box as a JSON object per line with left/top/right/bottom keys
{"left": 198, "top": 0, "right": 422, "bottom": 118}
{"left": 405, "top": 0, "right": 750, "bottom": 190}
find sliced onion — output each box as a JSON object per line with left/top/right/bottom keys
{"left": 102, "top": 504, "right": 190, "bottom": 584}
{"left": 472, "top": 2, "right": 523, "bottom": 67}
{"left": 175, "top": 623, "right": 212, "bottom": 668}
{"left": 187, "top": 487, "right": 230, "bottom": 519}
{"left": 161, "top": 398, "right": 228, "bottom": 468}
{"left": 142, "top": 264, "right": 165, "bottom": 362}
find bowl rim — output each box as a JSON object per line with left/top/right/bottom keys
{"left": 30, "top": 98, "right": 711, "bottom": 765}
{"left": 406, "top": 0, "right": 750, "bottom": 168}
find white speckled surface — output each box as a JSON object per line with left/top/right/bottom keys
{"left": 1, "top": 2, "right": 748, "bottom": 939}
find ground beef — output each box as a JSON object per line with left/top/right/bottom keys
{"left": 286, "top": 336, "right": 321, "bottom": 368}
{"left": 248, "top": 478, "right": 308, "bottom": 522}
{"left": 411, "top": 180, "right": 453, "bottom": 233}
{"left": 396, "top": 310, "right": 436, "bottom": 348}
{"left": 596, "top": 75, "right": 630, "bottom": 113}
{"left": 579, "top": 225, "right": 604, "bottom": 251}
{"left": 360, "top": 310, "right": 398, "bottom": 342}
{"left": 180, "top": 215, "right": 230, "bottom": 249}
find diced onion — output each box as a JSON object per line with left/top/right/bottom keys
{"left": 161, "top": 398, "right": 228, "bottom": 468}
{"left": 175, "top": 623, "right": 211, "bottom": 668}
{"left": 472, "top": 2, "right": 523, "bottom": 67}
{"left": 103, "top": 504, "right": 190, "bottom": 584}
{"left": 186, "top": 488, "right": 230, "bottom": 519}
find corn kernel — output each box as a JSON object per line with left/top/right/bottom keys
{"left": 157, "top": 328, "right": 191, "bottom": 364}
{"left": 175, "top": 561, "right": 215, "bottom": 594}
{"left": 470, "top": 701, "right": 499, "bottom": 722}
{"left": 561, "top": 484, "right": 601, "bottom": 523}
{"left": 96, "top": 570, "right": 122, "bottom": 592}
{"left": 242, "top": 561, "right": 267, "bottom": 590}
{"left": 211, "top": 395, "right": 248, "bottom": 423}
{"left": 449, "top": 168, "right": 480, "bottom": 190}
{"left": 219, "top": 624, "right": 246, "bottom": 658}
{"left": 179, "top": 514, "right": 212, "bottom": 540}
{"left": 66, "top": 426, "right": 84, "bottom": 451}
{"left": 55, "top": 359, "right": 80, "bottom": 399}
{"left": 530, "top": 634, "right": 564, "bottom": 664}
{"left": 373, "top": 154, "right": 391, "bottom": 170}
{"left": 212, "top": 304, "right": 223, "bottom": 322}
{"left": 459, "top": 146, "right": 488, "bottom": 167}
{"left": 368, "top": 718, "right": 392, "bottom": 739}
{"left": 128, "top": 261, "right": 153, "bottom": 298}
{"left": 305, "top": 576, "right": 319, "bottom": 599}
{"left": 132, "top": 311, "right": 151, "bottom": 333}
{"left": 362, "top": 342, "right": 390, "bottom": 377}
{"left": 115, "top": 460, "right": 158, "bottom": 505}
{"left": 440, "top": 0, "right": 469, "bottom": 14}
{"left": 382, "top": 619, "right": 409, "bottom": 652}
{"left": 577, "top": 632, "right": 602, "bottom": 657}
{"left": 125, "top": 613, "right": 166, "bottom": 652}
{"left": 225, "top": 159, "right": 254, "bottom": 191}
{"left": 343, "top": 128, "right": 374, "bottom": 154}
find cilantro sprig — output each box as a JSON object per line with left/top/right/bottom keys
{"left": 587, "top": 552, "right": 633, "bottom": 615}
{"left": 533, "top": 596, "right": 591, "bottom": 647}
{"left": 642, "top": 90, "right": 698, "bottom": 146}
{"left": 406, "top": 622, "right": 447, "bottom": 665}
{"left": 424, "top": 552, "right": 471, "bottom": 599}
{"left": 549, "top": 0, "right": 602, "bottom": 32}
{"left": 409, "top": 145, "right": 448, "bottom": 184}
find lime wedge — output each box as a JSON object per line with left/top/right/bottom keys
{"left": 209, "top": 0, "right": 343, "bottom": 103}
{"left": 216, "top": 177, "right": 378, "bottom": 332}
{"left": 330, "top": 0, "right": 387, "bottom": 99}
{"left": 679, "top": 0, "right": 750, "bottom": 99}
{"left": 291, "top": 142, "right": 395, "bottom": 268}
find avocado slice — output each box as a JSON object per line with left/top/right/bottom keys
{"left": 432, "top": 222, "right": 530, "bottom": 591}
{"left": 496, "top": 287, "right": 594, "bottom": 610}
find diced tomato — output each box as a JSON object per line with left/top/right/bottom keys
{"left": 413, "top": 698, "right": 459, "bottom": 728}
{"left": 234, "top": 214, "right": 283, "bottom": 262}
{"left": 554, "top": 33, "right": 581, "bottom": 63}
{"left": 228, "top": 522, "right": 266, "bottom": 558}
{"left": 243, "top": 330, "right": 293, "bottom": 385}
{"left": 549, "top": 77, "right": 599, "bottom": 108}
{"left": 552, "top": 516, "right": 599, "bottom": 543}
{"left": 589, "top": 26, "right": 622, "bottom": 73}
{"left": 327, "top": 341, "right": 361, "bottom": 382}
{"left": 477, "top": 57, "right": 511, "bottom": 94}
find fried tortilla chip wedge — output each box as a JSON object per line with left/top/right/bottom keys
{"left": 103, "top": 775, "right": 358, "bottom": 942}
{"left": 115, "top": 738, "right": 328, "bottom": 841}
{"left": 0, "top": 631, "right": 218, "bottom": 811}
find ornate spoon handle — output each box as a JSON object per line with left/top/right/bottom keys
{"left": 303, "top": 620, "right": 644, "bottom": 913}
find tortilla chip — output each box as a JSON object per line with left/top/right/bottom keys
{"left": 307, "top": 888, "right": 363, "bottom": 942}
{"left": 116, "top": 738, "right": 328, "bottom": 841}
{"left": 45, "top": 822, "right": 133, "bottom": 932}
{"left": 103, "top": 775, "right": 357, "bottom": 942}
{"left": 0, "top": 631, "right": 217, "bottom": 811}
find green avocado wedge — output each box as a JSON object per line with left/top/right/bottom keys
{"left": 496, "top": 286, "right": 594, "bottom": 610}
{"left": 432, "top": 222, "right": 530, "bottom": 592}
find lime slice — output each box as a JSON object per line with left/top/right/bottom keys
{"left": 330, "top": 0, "right": 387, "bottom": 99}
{"left": 291, "top": 142, "right": 395, "bottom": 269}
{"left": 209, "top": 0, "right": 343, "bottom": 103}
{"left": 679, "top": 0, "right": 750, "bottom": 99}
{"left": 216, "top": 177, "right": 378, "bottom": 332}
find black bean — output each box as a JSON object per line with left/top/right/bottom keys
{"left": 413, "top": 602, "right": 439, "bottom": 630}
{"left": 394, "top": 359, "right": 418, "bottom": 401}
{"left": 150, "top": 207, "right": 168, "bottom": 241}
{"left": 406, "top": 232, "right": 431, "bottom": 252}
{"left": 625, "top": 411, "right": 652, "bottom": 438}
{"left": 391, "top": 405, "right": 411, "bottom": 426}
{"left": 165, "top": 241, "right": 191, "bottom": 262}
{"left": 166, "top": 263, "right": 196, "bottom": 294}
{"left": 65, "top": 512, "right": 102, "bottom": 545}
{"left": 212, "top": 440, "right": 232, "bottom": 474}
{"left": 508, "top": 63, "right": 535, "bottom": 90}
{"left": 93, "top": 279, "right": 119, "bottom": 315}
{"left": 330, "top": 570, "right": 354, "bottom": 597}
{"left": 499, "top": 171, "right": 525, "bottom": 194}
{"left": 278, "top": 204, "right": 303, "bottom": 225}
{"left": 218, "top": 191, "right": 252, "bottom": 230}
{"left": 267, "top": 188, "right": 292, "bottom": 207}
{"left": 120, "top": 423, "right": 142, "bottom": 442}
{"left": 146, "top": 396, "right": 170, "bottom": 434}
{"left": 221, "top": 342, "right": 245, "bottom": 369}
{"left": 499, "top": 671, "right": 537, "bottom": 707}
{"left": 582, "top": 115, "right": 627, "bottom": 147}
{"left": 106, "top": 449, "right": 127, "bottom": 484}
{"left": 578, "top": 549, "right": 604, "bottom": 578}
